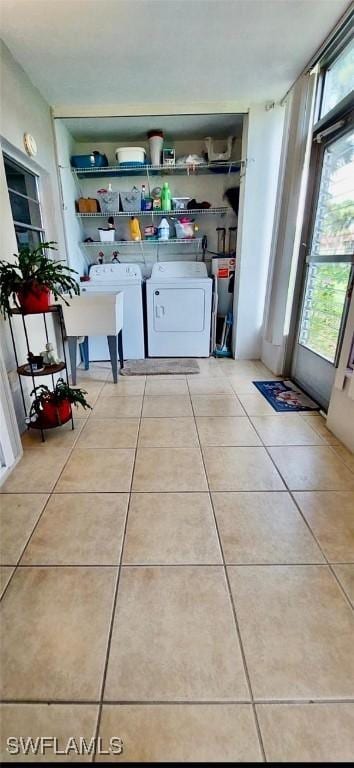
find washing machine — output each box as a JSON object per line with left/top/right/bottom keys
{"left": 81, "top": 263, "right": 144, "bottom": 360}
{"left": 146, "top": 261, "right": 212, "bottom": 357}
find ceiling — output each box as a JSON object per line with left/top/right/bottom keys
{"left": 61, "top": 114, "right": 245, "bottom": 142}
{"left": 1, "top": 0, "right": 350, "bottom": 110}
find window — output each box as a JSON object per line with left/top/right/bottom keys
{"left": 310, "top": 131, "right": 354, "bottom": 260}
{"left": 321, "top": 38, "right": 354, "bottom": 118}
{"left": 299, "top": 262, "right": 351, "bottom": 362}
{"left": 4, "top": 156, "right": 45, "bottom": 248}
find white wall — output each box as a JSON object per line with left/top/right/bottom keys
{"left": 234, "top": 104, "right": 285, "bottom": 359}
{"left": 260, "top": 73, "right": 317, "bottom": 374}
{"left": 54, "top": 120, "right": 85, "bottom": 276}
{"left": 0, "top": 41, "right": 68, "bottom": 435}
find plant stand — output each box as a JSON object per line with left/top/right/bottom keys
{"left": 8, "top": 305, "right": 74, "bottom": 442}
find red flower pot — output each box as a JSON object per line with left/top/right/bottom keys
{"left": 41, "top": 399, "right": 72, "bottom": 427}
{"left": 17, "top": 283, "right": 51, "bottom": 314}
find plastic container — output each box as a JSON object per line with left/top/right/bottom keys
{"left": 120, "top": 187, "right": 141, "bottom": 213}
{"left": 115, "top": 147, "right": 145, "bottom": 166}
{"left": 174, "top": 217, "right": 194, "bottom": 239}
{"left": 158, "top": 218, "right": 170, "bottom": 241}
{"left": 172, "top": 197, "right": 190, "bottom": 210}
{"left": 98, "top": 228, "right": 115, "bottom": 242}
{"left": 129, "top": 217, "right": 142, "bottom": 241}
{"left": 148, "top": 131, "right": 164, "bottom": 166}
{"left": 205, "top": 136, "right": 234, "bottom": 162}
{"left": 71, "top": 152, "right": 108, "bottom": 169}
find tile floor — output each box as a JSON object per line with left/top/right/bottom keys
{"left": 1, "top": 358, "right": 354, "bottom": 762}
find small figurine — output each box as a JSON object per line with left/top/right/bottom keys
{"left": 41, "top": 342, "right": 61, "bottom": 366}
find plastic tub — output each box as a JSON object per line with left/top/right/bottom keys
{"left": 115, "top": 147, "right": 146, "bottom": 166}
{"left": 71, "top": 152, "right": 108, "bottom": 169}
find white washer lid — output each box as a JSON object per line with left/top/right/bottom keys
{"left": 89, "top": 263, "right": 142, "bottom": 283}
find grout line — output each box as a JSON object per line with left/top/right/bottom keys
{"left": 187, "top": 376, "right": 267, "bottom": 763}
{"left": 0, "top": 375, "right": 109, "bottom": 600}
{"left": 2, "top": 561, "right": 353, "bottom": 568}
{"left": 248, "top": 420, "right": 354, "bottom": 616}
{"left": 2, "top": 697, "right": 354, "bottom": 706}
{"left": 92, "top": 374, "right": 147, "bottom": 763}
{"left": 0, "top": 493, "right": 53, "bottom": 603}
{"left": 3, "top": 486, "right": 352, "bottom": 494}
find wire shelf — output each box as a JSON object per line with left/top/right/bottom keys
{"left": 76, "top": 207, "right": 228, "bottom": 218}
{"left": 81, "top": 238, "right": 203, "bottom": 248}
{"left": 71, "top": 160, "right": 242, "bottom": 178}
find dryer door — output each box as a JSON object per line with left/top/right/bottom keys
{"left": 153, "top": 287, "right": 206, "bottom": 332}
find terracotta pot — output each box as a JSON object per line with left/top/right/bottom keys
{"left": 17, "top": 283, "right": 51, "bottom": 314}
{"left": 41, "top": 399, "right": 72, "bottom": 427}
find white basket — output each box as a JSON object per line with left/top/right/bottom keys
{"left": 98, "top": 229, "right": 115, "bottom": 242}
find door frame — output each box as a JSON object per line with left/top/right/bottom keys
{"left": 284, "top": 100, "right": 354, "bottom": 397}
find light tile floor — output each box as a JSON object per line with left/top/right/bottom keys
{"left": 1, "top": 358, "right": 354, "bottom": 762}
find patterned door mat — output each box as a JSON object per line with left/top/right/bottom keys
{"left": 252, "top": 380, "right": 320, "bottom": 412}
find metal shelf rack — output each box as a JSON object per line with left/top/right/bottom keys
{"left": 71, "top": 160, "right": 243, "bottom": 179}
{"left": 81, "top": 237, "right": 203, "bottom": 249}
{"left": 8, "top": 305, "right": 74, "bottom": 443}
{"left": 76, "top": 207, "right": 228, "bottom": 218}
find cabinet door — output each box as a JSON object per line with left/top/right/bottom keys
{"left": 153, "top": 288, "right": 206, "bottom": 332}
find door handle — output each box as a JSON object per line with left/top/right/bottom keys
{"left": 155, "top": 304, "right": 165, "bottom": 318}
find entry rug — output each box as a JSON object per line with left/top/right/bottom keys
{"left": 252, "top": 380, "right": 320, "bottom": 412}
{"left": 121, "top": 358, "right": 200, "bottom": 376}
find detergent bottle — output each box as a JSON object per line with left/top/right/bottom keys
{"left": 158, "top": 218, "right": 170, "bottom": 241}
{"left": 161, "top": 181, "right": 172, "bottom": 212}
{"left": 129, "top": 216, "right": 142, "bottom": 241}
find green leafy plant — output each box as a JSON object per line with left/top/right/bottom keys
{"left": 0, "top": 241, "right": 80, "bottom": 317}
{"left": 29, "top": 377, "right": 92, "bottom": 421}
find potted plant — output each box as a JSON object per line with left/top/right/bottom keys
{"left": 29, "top": 377, "right": 91, "bottom": 428}
{"left": 0, "top": 241, "right": 80, "bottom": 316}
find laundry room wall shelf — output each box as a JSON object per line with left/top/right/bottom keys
{"left": 81, "top": 237, "right": 203, "bottom": 248}
{"left": 76, "top": 207, "right": 228, "bottom": 218}
{"left": 71, "top": 160, "right": 243, "bottom": 179}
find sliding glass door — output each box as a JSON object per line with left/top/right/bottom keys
{"left": 291, "top": 127, "right": 354, "bottom": 407}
